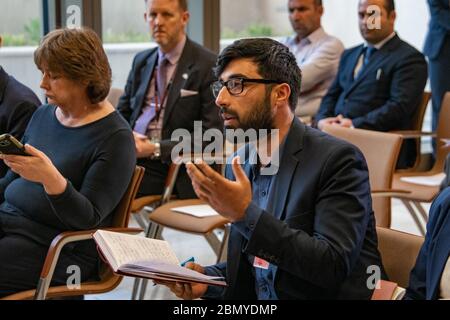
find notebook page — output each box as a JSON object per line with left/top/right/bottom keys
{"left": 95, "top": 230, "right": 180, "bottom": 269}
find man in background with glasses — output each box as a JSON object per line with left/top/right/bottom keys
{"left": 117, "top": 0, "right": 222, "bottom": 199}
{"left": 156, "top": 38, "right": 385, "bottom": 300}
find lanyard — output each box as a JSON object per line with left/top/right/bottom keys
{"left": 153, "top": 64, "right": 175, "bottom": 122}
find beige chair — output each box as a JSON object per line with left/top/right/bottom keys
{"left": 323, "top": 126, "right": 404, "bottom": 227}
{"left": 107, "top": 87, "right": 124, "bottom": 108}
{"left": 392, "top": 92, "right": 450, "bottom": 235}
{"left": 1, "top": 166, "right": 145, "bottom": 300}
{"left": 376, "top": 227, "right": 424, "bottom": 289}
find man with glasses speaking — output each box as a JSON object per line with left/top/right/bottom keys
{"left": 155, "top": 38, "right": 385, "bottom": 300}
{"left": 117, "top": 0, "right": 222, "bottom": 199}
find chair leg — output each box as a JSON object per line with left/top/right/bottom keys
{"left": 131, "top": 278, "right": 141, "bottom": 300}
{"left": 155, "top": 225, "right": 164, "bottom": 240}
{"left": 204, "top": 231, "right": 222, "bottom": 259}
{"left": 133, "top": 211, "right": 149, "bottom": 230}
{"left": 217, "top": 225, "right": 230, "bottom": 263}
{"left": 34, "top": 277, "right": 50, "bottom": 300}
{"left": 145, "top": 221, "right": 158, "bottom": 238}
{"left": 401, "top": 200, "right": 426, "bottom": 236}
{"left": 412, "top": 201, "right": 429, "bottom": 225}
{"left": 138, "top": 279, "right": 149, "bottom": 300}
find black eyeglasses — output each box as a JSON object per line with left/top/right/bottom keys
{"left": 211, "top": 78, "right": 284, "bottom": 98}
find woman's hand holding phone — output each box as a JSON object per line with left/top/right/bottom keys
{"left": 0, "top": 144, "right": 67, "bottom": 195}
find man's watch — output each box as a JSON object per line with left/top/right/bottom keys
{"left": 152, "top": 142, "right": 161, "bottom": 159}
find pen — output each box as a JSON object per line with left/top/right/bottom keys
{"left": 180, "top": 256, "right": 195, "bottom": 267}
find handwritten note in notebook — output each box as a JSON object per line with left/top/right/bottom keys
{"left": 171, "top": 205, "right": 220, "bottom": 218}
{"left": 93, "top": 230, "right": 226, "bottom": 287}
{"left": 93, "top": 230, "right": 179, "bottom": 272}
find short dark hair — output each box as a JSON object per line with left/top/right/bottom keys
{"left": 34, "top": 28, "right": 112, "bottom": 104}
{"left": 145, "top": 0, "right": 188, "bottom": 11}
{"left": 214, "top": 38, "right": 302, "bottom": 111}
{"left": 384, "top": 0, "right": 395, "bottom": 13}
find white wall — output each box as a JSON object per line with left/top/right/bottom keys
{"left": 0, "top": 0, "right": 40, "bottom": 34}
{"left": 321, "top": 0, "right": 430, "bottom": 51}
{"left": 0, "top": 44, "right": 153, "bottom": 101}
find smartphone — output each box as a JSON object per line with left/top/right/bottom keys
{"left": 0, "top": 134, "right": 29, "bottom": 156}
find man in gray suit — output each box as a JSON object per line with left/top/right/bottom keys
{"left": 117, "top": 0, "right": 222, "bottom": 198}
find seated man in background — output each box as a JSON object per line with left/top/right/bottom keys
{"left": 156, "top": 38, "right": 385, "bottom": 300}
{"left": 117, "top": 0, "right": 222, "bottom": 199}
{"left": 0, "top": 35, "right": 41, "bottom": 177}
{"left": 315, "top": 0, "right": 427, "bottom": 168}
{"left": 282, "top": 0, "right": 344, "bottom": 121}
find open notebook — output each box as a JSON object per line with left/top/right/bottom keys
{"left": 93, "top": 230, "right": 226, "bottom": 287}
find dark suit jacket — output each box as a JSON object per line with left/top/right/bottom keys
{"left": 117, "top": 39, "right": 222, "bottom": 197}
{"left": 316, "top": 35, "right": 428, "bottom": 168}
{"left": 0, "top": 67, "right": 40, "bottom": 177}
{"left": 424, "top": 0, "right": 450, "bottom": 60}
{"left": 205, "top": 118, "right": 384, "bottom": 300}
{"left": 405, "top": 187, "right": 450, "bottom": 300}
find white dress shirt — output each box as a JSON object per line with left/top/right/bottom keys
{"left": 353, "top": 32, "right": 397, "bottom": 78}
{"left": 440, "top": 256, "right": 450, "bottom": 299}
{"left": 282, "top": 27, "right": 344, "bottom": 118}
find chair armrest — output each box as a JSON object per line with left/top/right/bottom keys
{"left": 371, "top": 189, "right": 411, "bottom": 198}
{"left": 34, "top": 227, "right": 142, "bottom": 300}
{"left": 390, "top": 130, "right": 436, "bottom": 139}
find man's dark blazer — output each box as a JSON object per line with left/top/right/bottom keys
{"left": 0, "top": 67, "right": 40, "bottom": 177}
{"left": 316, "top": 35, "right": 428, "bottom": 168}
{"left": 205, "top": 118, "right": 384, "bottom": 300}
{"left": 405, "top": 187, "right": 450, "bottom": 300}
{"left": 117, "top": 38, "right": 222, "bottom": 198}
{"left": 424, "top": 0, "right": 450, "bottom": 61}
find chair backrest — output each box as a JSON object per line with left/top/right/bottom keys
{"left": 411, "top": 91, "right": 431, "bottom": 133}
{"left": 107, "top": 87, "right": 124, "bottom": 108}
{"left": 112, "top": 166, "right": 145, "bottom": 227}
{"left": 432, "top": 92, "right": 450, "bottom": 173}
{"left": 323, "top": 126, "right": 403, "bottom": 227}
{"left": 376, "top": 227, "right": 424, "bottom": 288}
{"left": 409, "top": 92, "right": 431, "bottom": 169}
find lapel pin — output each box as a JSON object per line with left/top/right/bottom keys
{"left": 182, "top": 73, "right": 189, "bottom": 80}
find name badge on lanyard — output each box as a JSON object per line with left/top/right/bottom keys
{"left": 253, "top": 257, "right": 270, "bottom": 270}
